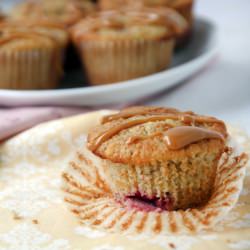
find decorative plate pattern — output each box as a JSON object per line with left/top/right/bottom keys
{"left": 0, "top": 111, "right": 249, "bottom": 250}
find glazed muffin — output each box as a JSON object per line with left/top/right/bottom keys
{"left": 0, "top": 21, "right": 68, "bottom": 89}
{"left": 71, "top": 9, "right": 188, "bottom": 85}
{"left": 87, "top": 106, "right": 227, "bottom": 211}
{"left": 9, "top": 0, "right": 96, "bottom": 27}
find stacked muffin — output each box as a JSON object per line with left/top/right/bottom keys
{"left": 1, "top": 0, "right": 194, "bottom": 89}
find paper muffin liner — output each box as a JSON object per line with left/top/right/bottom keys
{"left": 62, "top": 139, "right": 248, "bottom": 235}
{"left": 101, "top": 153, "right": 217, "bottom": 210}
{"left": 76, "top": 38, "right": 175, "bottom": 85}
{"left": 0, "top": 46, "right": 63, "bottom": 89}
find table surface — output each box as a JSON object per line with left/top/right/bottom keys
{"left": 1, "top": 0, "right": 250, "bottom": 132}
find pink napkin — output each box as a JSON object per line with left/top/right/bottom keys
{"left": 0, "top": 107, "right": 92, "bottom": 141}
{"left": 0, "top": 102, "right": 134, "bottom": 142}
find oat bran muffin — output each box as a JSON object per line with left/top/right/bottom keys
{"left": 9, "top": 0, "right": 96, "bottom": 27}
{"left": 87, "top": 106, "right": 227, "bottom": 211}
{"left": 0, "top": 20, "right": 68, "bottom": 89}
{"left": 71, "top": 8, "right": 188, "bottom": 85}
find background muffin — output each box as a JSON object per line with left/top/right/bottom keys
{"left": 0, "top": 20, "right": 68, "bottom": 89}
{"left": 71, "top": 8, "right": 187, "bottom": 85}
{"left": 87, "top": 106, "right": 227, "bottom": 211}
{"left": 9, "top": 0, "right": 96, "bottom": 27}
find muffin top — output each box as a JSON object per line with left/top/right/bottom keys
{"left": 130, "top": 0, "right": 193, "bottom": 8}
{"left": 99, "top": 0, "right": 193, "bottom": 10}
{"left": 0, "top": 20, "right": 69, "bottom": 48}
{"left": 0, "top": 33, "right": 56, "bottom": 51}
{"left": 71, "top": 8, "right": 188, "bottom": 41}
{"left": 87, "top": 106, "right": 228, "bottom": 165}
{"left": 9, "top": 0, "right": 96, "bottom": 27}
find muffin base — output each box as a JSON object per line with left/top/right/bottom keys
{"left": 0, "top": 47, "right": 63, "bottom": 90}
{"left": 101, "top": 154, "right": 218, "bottom": 211}
{"left": 62, "top": 144, "right": 248, "bottom": 235}
{"left": 76, "top": 39, "right": 175, "bottom": 85}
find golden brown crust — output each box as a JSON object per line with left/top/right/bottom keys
{"left": 87, "top": 106, "right": 227, "bottom": 165}
{"left": 0, "top": 20, "right": 69, "bottom": 48}
{"left": 99, "top": 0, "right": 193, "bottom": 9}
{"left": 98, "top": 0, "right": 194, "bottom": 43}
{"left": 71, "top": 8, "right": 188, "bottom": 42}
{"left": 9, "top": 0, "right": 96, "bottom": 27}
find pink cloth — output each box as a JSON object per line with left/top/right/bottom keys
{"left": 0, "top": 107, "right": 97, "bottom": 141}
{"left": 0, "top": 91, "right": 161, "bottom": 142}
{"left": 0, "top": 102, "right": 134, "bottom": 142}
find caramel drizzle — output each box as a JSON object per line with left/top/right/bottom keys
{"left": 164, "top": 126, "right": 224, "bottom": 150}
{"left": 88, "top": 109, "right": 226, "bottom": 152}
{"left": 101, "top": 107, "right": 180, "bottom": 123}
{"left": 102, "top": 108, "right": 225, "bottom": 125}
{"left": 88, "top": 115, "right": 181, "bottom": 151}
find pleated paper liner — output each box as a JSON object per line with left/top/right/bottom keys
{"left": 62, "top": 139, "right": 248, "bottom": 235}
{"left": 0, "top": 43, "right": 62, "bottom": 90}
{"left": 75, "top": 39, "right": 174, "bottom": 85}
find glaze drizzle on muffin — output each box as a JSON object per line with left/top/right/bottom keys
{"left": 88, "top": 106, "right": 227, "bottom": 154}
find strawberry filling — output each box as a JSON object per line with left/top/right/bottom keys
{"left": 117, "top": 192, "right": 174, "bottom": 212}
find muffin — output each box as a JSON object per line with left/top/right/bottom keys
{"left": 99, "top": 0, "right": 194, "bottom": 45}
{"left": 0, "top": 20, "right": 68, "bottom": 89}
{"left": 9, "top": 0, "right": 96, "bottom": 27}
{"left": 71, "top": 9, "right": 188, "bottom": 85}
{"left": 87, "top": 106, "right": 227, "bottom": 211}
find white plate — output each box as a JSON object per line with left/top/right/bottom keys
{"left": 0, "top": 17, "right": 217, "bottom": 107}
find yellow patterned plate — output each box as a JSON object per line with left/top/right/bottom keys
{"left": 0, "top": 110, "right": 250, "bottom": 250}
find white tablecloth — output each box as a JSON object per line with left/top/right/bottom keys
{"left": 147, "top": 0, "right": 250, "bottom": 133}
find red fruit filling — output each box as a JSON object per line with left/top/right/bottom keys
{"left": 117, "top": 192, "right": 174, "bottom": 212}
